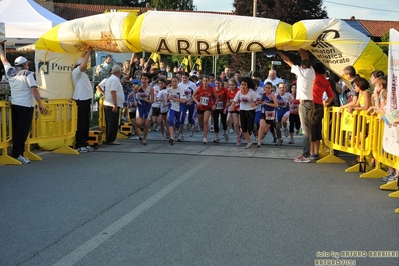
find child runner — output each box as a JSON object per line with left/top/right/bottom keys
{"left": 127, "top": 82, "right": 142, "bottom": 141}
{"left": 212, "top": 77, "right": 229, "bottom": 142}
{"left": 275, "top": 82, "right": 294, "bottom": 145}
{"left": 193, "top": 75, "right": 219, "bottom": 144}
{"left": 231, "top": 77, "right": 258, "bottom": 149}
{"left": 288, "top": 83, "right": 300, "bottom": 144}
{"left": 226, "top": 78, "right": 241, "bottom": 145}
{"left": 178, "top": 72, "right": 197, "bottom": 141}
{"left": 136, "top": 73, "right": 154, "bottom": 145}
{"left": 167, "top": 76, "right": 186, "bottom": 145}
{"left": 256, "top": 82, "right": 278, "bottom": 148}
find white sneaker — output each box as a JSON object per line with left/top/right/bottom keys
{"left": 202, "top": 138, "right": 208, "bottom": 144}
{"left": 17, "top": 155, "right": 30, "bottom": 164}
{"left": 85, "top": 145, "right": 94, "bottom": 152}
{"left": 177, "top": 135, "right": 184, "bottom": 142}
{"left": 75, "top": 147, "right": 89, "bottom": 153}
{"left": 223, "top": 133, "right": 229, "bottom": 141}
{"left": 381, "top": 172, "right": 395, "bottom": 182}
{"left": 245, "top": 142, "right": 253, "bottom": 149}
{"left": 284, "top": 127, "right": 289, "bottom": 137}
{"left": 387, "top": 174, "right": 398, "bottom": 183}
{"left": 210, "top": 126, "right": 214, "bottom": 133}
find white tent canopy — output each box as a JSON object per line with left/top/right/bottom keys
{"left": 0, "top": 0, "right": 66, "bottom": 44}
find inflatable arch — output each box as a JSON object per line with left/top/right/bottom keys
{"left": 35, "top": 10, "right": 387, "bottom": 99}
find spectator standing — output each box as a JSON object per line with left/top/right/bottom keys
{"left": 309, "top": 62, "right": 334, "bottom": 159}
{"left": 129, "top": 54, "right": 142, "bottom": 78}
{"left": 0, "top": 44, "right": 45, "bottom": 163}
{"left": 95, "top": 54, "right": 113, "bottom": 81}
{"left": 72, "top": 47, "right": 94, "bottom": 153}
{"left": 263, "top": 70, "right": 284, "bottom": 93}
{"left": 103, "top": 65, "right": 124, "bottom": 145}
{"left": 279, "top": 49, "right": 315, "bottom": 162}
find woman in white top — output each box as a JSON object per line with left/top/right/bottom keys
{"left": 231, "top": 77, "right": 258, "bottom": 149}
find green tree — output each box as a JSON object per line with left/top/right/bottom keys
{"left": 380, "top": 31, "right": 390, "bottom": 55}
{"left": 231, "top": 0, "right": 328, "bottom": 79}
{"left": 151, "top": 0, "right": 195, "bottom": 10}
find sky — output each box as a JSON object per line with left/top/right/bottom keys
{"left": 193, "top": 0, "right": 399, "bottom": 21}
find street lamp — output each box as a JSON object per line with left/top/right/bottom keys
{"left": 251, "top": 0, "right": 257, "bottom": 75}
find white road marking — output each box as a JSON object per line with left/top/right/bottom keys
{"left": 53, "top": 157, "right": 212, "bottom": 266}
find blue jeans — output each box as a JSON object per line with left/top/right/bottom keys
{"left": 299, "top": 101, "right": 314, "bottom": 157}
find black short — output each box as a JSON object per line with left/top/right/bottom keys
{"left": 129, "top": 111, "right": 136, "bottom": 119}
{"left": 197, "top": 109, "right": 212, "bottom": 115}
{"left": 152, "top": 107, "right": 161, "bottom": 117}
{"left": 229, "top": 110, "right": 240, "bottom": 114}
{"left": 260, "top": 113, "right": 274, "bottom": 125}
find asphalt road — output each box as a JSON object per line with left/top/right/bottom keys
{"left": 1, "top": 132, "right": 398, "bottom": 266}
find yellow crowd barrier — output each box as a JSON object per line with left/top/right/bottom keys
{"left": 362, "top": 115, "right": 399, "bottom": 179}
{"left": 0, "top": 100, "right": 21, "bottom": 165}
{"left": 24, "top": 99, "right": 79, "bottom": 161}
{"left": 319, "top": 107, "right": 372, "bottom": 173}
{"left": 319, "top": 106, "right": 399, "bottom": 213}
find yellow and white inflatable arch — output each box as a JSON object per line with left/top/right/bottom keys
{"left": 35, "top": 10, "right": 387, "bottom": 99}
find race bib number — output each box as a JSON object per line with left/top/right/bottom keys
{"left": 216, "top": 101, "right": 224, "bottom": 109}
{"left": 200, "top": 96, "right": 209, "bottom": 105}
{"left": 265, "top": 111, "right": 275, "bottom": 120}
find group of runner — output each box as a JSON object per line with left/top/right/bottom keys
{"left": 124, "top": 71, "right": 299, "bottom": 149}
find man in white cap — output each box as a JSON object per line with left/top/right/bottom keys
{"left": 103, "top": 64, "right": 124, "bottom": 145}
{"left": 72, "top": 47, "right": 94, "bottom": 152}
{"left": 0, "top": 44, "right": 45, "bottom": 164}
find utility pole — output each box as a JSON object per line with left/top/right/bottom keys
{"left": 250, "top": 0, "right": 257, "bottom": 75}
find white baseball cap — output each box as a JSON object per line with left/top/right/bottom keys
{"left": 14, "top": 56, "right": 29, "bottom": 66}
{"left": 75, "top": 57, "right": 83, "bottom": 66}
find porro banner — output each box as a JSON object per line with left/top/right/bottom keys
{"left": 383, "top": 29, "right": 399, "bottom": 156}
{"left": 35, "top": 50, "right": 84, "bottom": 99}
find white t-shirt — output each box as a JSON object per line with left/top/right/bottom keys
{"left": 97, "top": 78, "right": 107, "bottom": 92}
{"left": 152, "top": 85, "right": 161, "bottom": 108}
{"left": 72, "top": 66, "right": 93, "bottom": 101}
{"left": 156, "top": 90, "right": 169, "bottom": 113}
{"left": 254, "top": 86, "right": 264, "bottom": 112}
{"left": 264, "top": 76, "right": 284, "bottom": 93}
{"left": 179, "top": 80, "right": 196, "bottom": 101}
{"left": 104, "top": 75, "right": 124, "bottom": 107}
{"left": 5, "top": 63, "right": 37, "bottom": 107}
{"left": 234, "top": 89, "right": 258, "bottom": 111}
{"left": 291, "top": 65, "right": 315, "bottom": 100}
{"left": 167, "top": 86, "right": 186, "bottom": 112}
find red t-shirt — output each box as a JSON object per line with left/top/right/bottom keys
{"left": 313, "top": 73, "right": 334, "bottom": 105}
{"left": 196, "top": 85, "right": 215, "bottom": 110}
{"left": 214, "top": 87, "right": 228, "bottom": 110}
{"left": 226, "top": 88, "right": 240, "bottom": 111}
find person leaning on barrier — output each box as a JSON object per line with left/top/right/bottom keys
{"left": 103, "top": 65, "right": 124, "bottom": 145}
{"left": 0, "top": 43, "right": 45, "bottom": 164}
{"left": 72, "top": 47, "right": 94, "bottom": 153}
